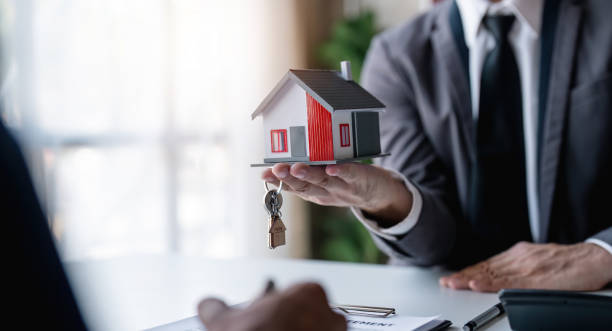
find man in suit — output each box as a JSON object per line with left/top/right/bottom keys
{"left": 262, "top": 0, "right": 612, "bottom": 292}
{"left": 1, "top": 118, "right": 345, "bottom": 330}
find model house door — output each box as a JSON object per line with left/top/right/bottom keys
{"left": 352, "top": 112, "right": 381, "bottom": 157}
{"left": 290, "top": 126, "right": 306, "bottom": 157}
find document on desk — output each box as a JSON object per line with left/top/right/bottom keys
{"left": 145, "top": 313, "right": 439, "bottom": 331}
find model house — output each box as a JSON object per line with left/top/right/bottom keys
{"left": 251, "top": 61, "right": 386, "bottom": 165}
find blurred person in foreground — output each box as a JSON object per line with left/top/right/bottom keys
{"left": 263, "top": 0, "right": 612, "bottom": 292}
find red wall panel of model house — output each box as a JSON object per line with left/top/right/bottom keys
{"left": 306, "top": 93, "right": 334, "bottom": 161}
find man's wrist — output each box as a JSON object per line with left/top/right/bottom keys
{"left": 583, "top": 242, "right": 612, "bottom": 284}
{"left": 360, "top": 174, "right": 413, "bottom": 228}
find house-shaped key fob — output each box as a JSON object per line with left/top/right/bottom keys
{"left": 251, "top": 61, "right": 388, "bottom": 166}
{"left": 268, "top": 216, "right": 287, "bottom": 249}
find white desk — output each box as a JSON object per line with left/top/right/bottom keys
{"left": 66, "top": 255, "right": 510, "bottom": 331}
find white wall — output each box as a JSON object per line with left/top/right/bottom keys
{"left": 262, "top": 80, "right": 309, "bottom": 159}
{"left": 344, "top": 0, "right": 431, "bottom": 29}
{"left": 0, "top": 0, "right": 318, "bottom": 264}
{"left": 331, "top": 111, "right": 354, "bottom": 159}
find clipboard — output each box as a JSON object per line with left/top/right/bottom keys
{"left": 331, "top": 304, "right": 396, "bottom": 317}
{"left": 331, "top": 304, "right": 452, "bottom": 330}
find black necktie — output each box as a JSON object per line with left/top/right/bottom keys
{"left": 470, "top": 15, "right": 532, "bottom": 252}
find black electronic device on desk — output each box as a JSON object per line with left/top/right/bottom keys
{"left": 499, "top": 289, "right": 612, "bottom": 330}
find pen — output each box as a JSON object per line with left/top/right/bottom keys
{"left": 263, "top": 279, "right": 276, "bottom": 294}
{"left": 463, "top": 302, "right": 505, "bottom": 331}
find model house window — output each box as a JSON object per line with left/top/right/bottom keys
{"left": 340, "top": 124, "right": 350, "bottom": 147}
{"left": 271, "top": 129, "right": 288, "bottom": 152}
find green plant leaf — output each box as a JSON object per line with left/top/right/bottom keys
{"left": 316, "top": 10, "right": 378, "bottom": 83}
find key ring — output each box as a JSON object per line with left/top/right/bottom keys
{"left": 264, "top": 180, "right": 283, "bottom": 194}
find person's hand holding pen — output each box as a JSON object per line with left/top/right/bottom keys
{"left": 198, "top": 281, "right": 347, "bottom": 331}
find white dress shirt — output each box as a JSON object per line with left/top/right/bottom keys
{"left": 353, "top": 0, "right": 612, "bottom": 256}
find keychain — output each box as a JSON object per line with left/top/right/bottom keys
{"left": 263, "top": 181, "right": 286, "bottom": 249}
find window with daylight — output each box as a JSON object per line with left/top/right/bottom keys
{"left": 271, "top": 129, "right": 288, "bottom": 153}
{"left": 340, "top": 124, "right": 350, "bottom": 147}
{"left": 0, "top": 0, "right": 306, "bottom": 261}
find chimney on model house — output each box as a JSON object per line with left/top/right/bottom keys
{"left": 340, "top": 60, "right": 352, "bottom": 81}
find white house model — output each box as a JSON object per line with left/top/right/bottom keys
{"left": 251, "top": 61, "right": 386, "bottom": 165}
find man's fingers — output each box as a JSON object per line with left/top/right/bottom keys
{"left": 290, "top": 163, "right": 349, "bottom": 191}
{"left": 439, "top": 274, "right": 457, "bottom": 288}
{"left": 468, "top": 275, "right": 527, "bottom": 292}
{"left": 440, "top": 263, "right": 482, "bottom": 281}
{"left": 262, "top": 165, "right": 306, "bottom": 194}
{"left": 440, "top": 262, "right": 491, "bottom": 289}
{"left": 271, "top": 163, "right": 329, "bottom": 196}
{"left": 325, "top": 163, "right": 366, "bottom": 184}
{"left": 442, "top": 275, "right": 472, "bottom": 290}
{"left": 465, "top": 265, "right": 534, "bottom": 292}
{"left": 271, "top": 163, "right": 291, "bottom": 180}
{"left": 261, "top": 168, "right": 278, "bottom": 183}
{"left": 263, "top": 167, "right": 302, "bottom": 195}
{"left": 443, "top": 271, "right": 494, "bottom": 291}
{"left": 262, "top": 169, "right": 282, "bottom": 188}
{"left": 198, "top": 298, "right": 231, "bottom": 326}
{"left": 440, "top": 270, "right": 473, "bottom": 289}
{"left": 468, "top": 278, "right": 501, "bottom": 292}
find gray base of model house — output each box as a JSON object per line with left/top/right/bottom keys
{"left": 250, "top": 153, "right": 390, "bottom": 167}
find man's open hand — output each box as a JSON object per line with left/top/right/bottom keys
{"left": 198, "top": 283, "right": 346, "bottom": 331}
{"left": 262, "top": 163, "right": 412, "bottom": 227}
{"left": 439, "top": 242, "right": 612, "bottom": 292}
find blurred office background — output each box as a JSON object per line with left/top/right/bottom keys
{"left": 0, "top": 0, "right": 429, "bottom": 263}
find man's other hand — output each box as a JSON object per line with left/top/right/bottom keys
{"left": 262, "top": 163, "right": 412, "bottom": 227}
{"left": 198, "top": 282, "right": 346, "bottom": 331}
{"left": 439, "top": 242, "right": 612, "bottom": 292}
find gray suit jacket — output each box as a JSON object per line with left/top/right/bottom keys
{"left": 361, "top": 0, "right": 612, "bottom": 268}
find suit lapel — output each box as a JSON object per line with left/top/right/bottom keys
{"left": 538, "top": 0, "right": 584, "bottom": 242}
{"left": 432, "top": 1, "right": 475, "bottom": 159}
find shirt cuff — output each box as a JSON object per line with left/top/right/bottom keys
{"left": 586, "top": 238, "right": 612, "bottom": 256}
{"left": 351, "top": 169, "right": 423, "bottom": 241}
